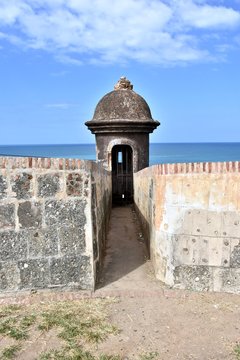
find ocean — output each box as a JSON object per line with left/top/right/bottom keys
{"left": 0, "top": 143, "right": 240, "bottom": 165}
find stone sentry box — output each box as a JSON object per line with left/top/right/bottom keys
{"left": 86, "top": 77, "right": 159, "bottom": 204}
{"left": 85, "top": 77, "right": 160, "bottom": 172}
{"left": 0, "top": 157, "right": 111, "bottom": 292}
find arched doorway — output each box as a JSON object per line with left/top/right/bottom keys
{"left": 112, "top": 145, "right": 133, "bottom": 205}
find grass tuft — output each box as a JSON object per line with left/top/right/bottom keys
{"left": 234, "top": 343, "right": 240, "bottom": 359}
{"left": 1, "top": 344, "right": 22, "bottom": 359}
{"left": 39, "top": 346, "right": 121, "bottom": 360}
{"left": 99, "top": 356, "right": 121, "bottom": 360}
{"left": 0, "top": 311, "right": 36, "bottom": 340}
{"left": 0, "top": 298, "right": 120, "bottom": 360}
{"left": 39, "top": 346, "right": 95, "bottom": 360}
{"left": 139, "top": 352, "right": 159, "bottom": 360}
{"left": 37, "top": 299, "right": 119, "bottom": 345}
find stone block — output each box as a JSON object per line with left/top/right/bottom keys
{"left": 83, "top": 176, "right": 90, "bottom": 197}
{"left": 66, "top": 173, "right": 83, "bottom": 196}
{"left": 0, "top": 204, "right": 15, "bottom": 229}
{"left": 207, "top": 237, "right": 230, "bottom": 267}
{"left": 161, "top": 205, "right": 187, "bottom": 234}
{"left": 0, "top": 262, "right": 20, "bottom": 290}
{"left": 174, "top": 235, "right": 230, "bottom": 267}
{"left": 179, "top": 209, "right": 194, "bottom": 234}
{"left": 18, "top": 201, "right": 42, "bottom": 229}
{"left": 50, "top": 255, "right": 91, "bottom": 288}
{"left": 45, "top": 200, "right": 86, "bottom": 227}
{"left": 222, "top": 211, "right": 240, "bottom": 238}
{"left": 37, "top": 173, "right": 60, "bottom": 197}
{"left": 213, "top": 268, "right": 240, "bottom": 293}
{"left": 59, "top": 225, "right": 85, "bottom": 255}
{"left": 174, "top": 265, "right": 212, "bottom": 291}
{"left": 0, "top": 231, "right": 27, "bottom": 261}
{"left": 11, "top": 172, "right": 33, "bottom": 199}
{"left": 191, "top": 209, "right": 222, "bottom": 237}
{"left": 28, "top": 227, "right": 59, "bottom": 257}
{"left": 18, "top": 259, "right": 50, "bottom": 289}
{"left": 230, "top": 239, "right": 240, "bottom": 267}
{"left": 0, "top": 175, "right": 8, "bottom": 199}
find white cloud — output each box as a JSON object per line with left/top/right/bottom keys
{"left": 0, "top": 0, "right": 239, "bottom": 65}
{"left": 176, "top": 0, "right": 240, "bottom": 28}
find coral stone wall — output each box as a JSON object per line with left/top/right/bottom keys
{"left": 0, "top": 157, "right": 111, "bottom": 292}
{"left": 134, "top": 162, "right": 240, "bottom": 293}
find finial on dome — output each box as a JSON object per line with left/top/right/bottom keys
{"left": 114, "top": 76, "right": 133, "bottom": 90}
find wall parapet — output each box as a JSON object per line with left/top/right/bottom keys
{"left": 0, "top": 157, "right": 98, "bottom": 171}
{"left": 0, "top": 156, "right": 111, "bottom": 293}
{"left": 134, "top": 161, "right": 240, "bottom": 294}
{"left": 136, "top": 161, "right": 240, "bottom": 176}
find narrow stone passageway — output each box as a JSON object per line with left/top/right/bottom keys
{"left": 97, "top": 205, "right": 156, "bottom": 292}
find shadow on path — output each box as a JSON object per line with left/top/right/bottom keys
{"left": 97, "top": 205, "right": 151, "bottom": 291}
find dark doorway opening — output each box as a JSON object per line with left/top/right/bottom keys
{"left": 112, "top": 145, "right": 133, "bottom": 205}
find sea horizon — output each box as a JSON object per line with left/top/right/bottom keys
{"left": 1, "top": 141, "right": 240, "bottom": 145}
{"left": 0, "top": 142, "right": 240, "bottom": 165}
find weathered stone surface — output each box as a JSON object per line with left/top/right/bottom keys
{"left": 0, "top": 157, "right": 111, "bottom": 292}
{"left": 214, "top": 268, "right": 240, "bottom": 293}
{"left": 0, "top": 175, "right": 7, "bottom": 199}
{"left": 91, "top": 88, "right": 153, "bottom": 121}
{"left": 134, "top": 167, "right": 240, "bottom": 293}
{"left": 66, "top": 173, "right": 83, "bottom": 196}
{"left": 37, "top": 174, "right": 60, "bottom": 197}
{"left": 50, "top": 255, "right": 91, "bottom": 288}
{"left": 174, "top": 265, "right": 212, "bottom": 291}
{"left": 222, "top": 212, "right": 240, "bottom": 238}
{"left": 19, "top": 259, "right": 50, "bottom": 289}
{"left": 11, "top": 172, "right": 33, "bottom": 199}
{"left": 59, "top": 225, "right": 85, "bottom": 255}
{"left": 230, "top": 240, "right": 240, "bottom": 267}
{"left": 173, "top": 235, "right": 230, "bottom": 267}
{"left": 18, "top": 201, "right": 42, "bottom": 228}
{"left": 0, "top": 231, "right": 27, "bottom": 261}
{"left": 86, "top": 78, "right": 159, "bottom": 175}
{"left": 28, "top": 227, "right": 59, "bottom": 257}
{"left": 190, "top": 210, "right": 223, "bottom": 237}
{"left": 83, "top": 176, "right": 90, "bottom": 197}
{"left": 45, "top": 200, "right": 86, "bottom": 226}
{"left": 0, "top": 204, "right": 15, "bottom": 229}
{"left": 0, "top": 262, "right": 20, "bottom": 290}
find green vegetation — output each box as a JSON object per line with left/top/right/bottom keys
{"left": 139, "top": 352, "right": 159, "bottom": 360}
{"left": 0, "top": 300, "right": 159, "bottom": 360}
{"left": 234, "top": 343, "right": 240, "bottom": 359}
{"left": 1, "top": 344, "right": 22, "bottom": 360}
{"left": 0, "top": 305, "right": 36, "bottom": 341}
{"left": 0, "top": 299, "right": 119, "bottom": 360}
{"left": 39, "top": 346, "right": 121, "bottom": 360}
{"left": 37, "top": 299, "right": 118, "bottom": 344}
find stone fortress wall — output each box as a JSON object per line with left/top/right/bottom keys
{"left": 1, "top": 155, "right": 240, "bottom": 294}
{"left": 0, "top": 157, "right": 111, "bottom": 292}
{"left": 134, "top": 161, "right": 240, "bottom": 293}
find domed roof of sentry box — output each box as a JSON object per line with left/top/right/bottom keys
{"left": 85, "top": 77, "right": 160, "bottom": 133}
{"left": 92, "top": 77, "right": 153, "bottom": 121}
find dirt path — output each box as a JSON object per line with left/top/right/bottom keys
{"left": 95, "top": 206, "right": 240, "bottom": 360}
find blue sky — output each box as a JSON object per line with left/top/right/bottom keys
{"left": 0, "top": 0, "right": 240, "bottom": 144}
